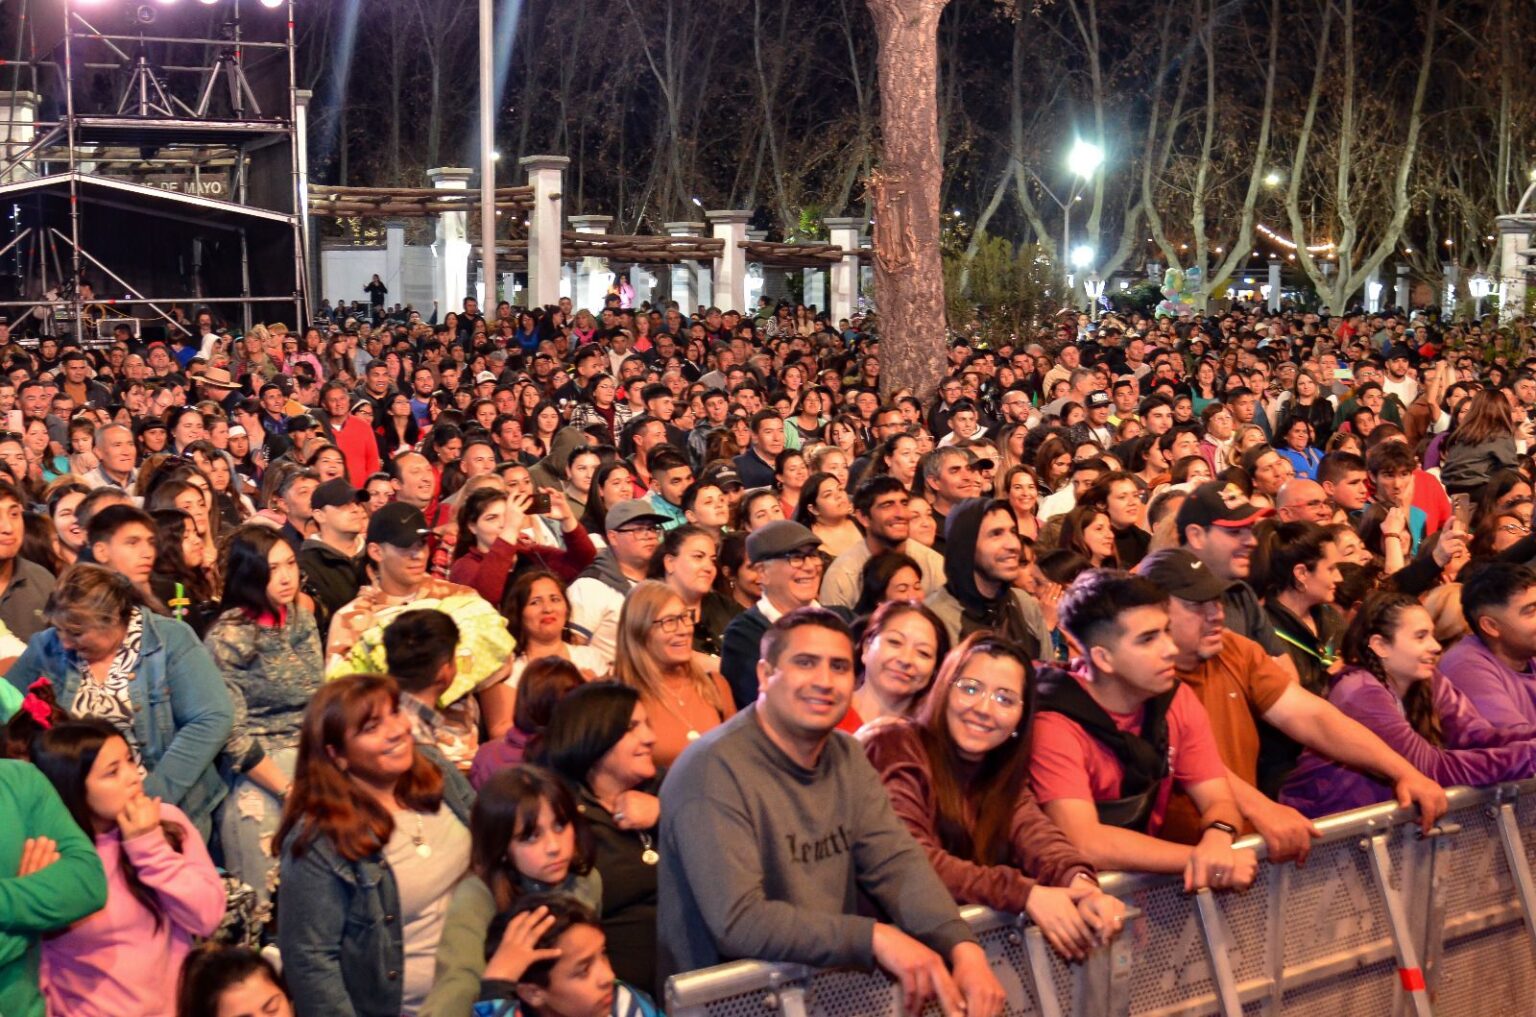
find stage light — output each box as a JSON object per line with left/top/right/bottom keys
{"left": 198, "top": 0, "right": 221, "bottom": 6}
{"left": 258, "top": 0, "right": 283, "bottom": 8}
{"left": 156, "top": 0, "right": 178, "bottom": 5}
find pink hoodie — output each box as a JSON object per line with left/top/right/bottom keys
{"left": 42, "top": 802, "right": 226, "bottom": 1017}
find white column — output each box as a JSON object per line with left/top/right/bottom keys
{"left": 706, "top": 209, "right": 751, "bottom": 313}
{"left": 825, "top": 217, "right": 864, "bottom": 323}
{"left": 1364, "top": 264, "right": 1382, "bottom": 313}
{"left": 519, "top": 155, "right": 569, "bottom": 309}
{"left": 1442, "top": 262, "right": 1460, "bottom": 317}
{"left": 570, "top": 214, "right": 613, "bottom": 315}
{"left": 1395, "top": 264, "right": 1411, "bottom": 312}
{"left": 1266, "top": 261, "right": 1281, "bottom": 312}
{"left": 1497, "top": 215, "right": 1531, "bottom": 323}
{"left": 428, "top": 166, "right": 473, "bottom": 315}
{"left": 630, "top": 266, "right": 657, "bottom": 308}
{"left": 666, "top": 225, "right": 703, "bottom": 310}
{"left": 802, "top": 267, "right": 826, "bottom": 311}
{"left": 0, "top": 91, "right": 40, "bottom": 184}
{"left": 384, "top": 220, "right": 406, "bottom": 309}
{"left": 660, "top": 216, "right": 706, "bottom": 308}
{"left": 746, "top": 228, "right": 770, "bottom": 309}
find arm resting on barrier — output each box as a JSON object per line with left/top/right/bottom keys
{"left": 1222, "top": 766, "right": 1322, "bottom": 863}
{"left": 1041, "top": 797, "right": 1189, "bottom": 872}
{"left": 1262, "top": 679, "right": 1449, "bottom": 830}
{"left": 665, "top": 792, "right": 883, "bottom": 969}
{"left": 860, "top": 721, "right": 1094, "bottom": 913}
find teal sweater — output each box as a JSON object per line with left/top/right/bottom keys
{"left": 0, "top": 760, "right": 109, "bottom": 1017}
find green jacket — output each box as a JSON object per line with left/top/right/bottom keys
{"left": 0, "top": 760, "right": 109, "bottom": 1017}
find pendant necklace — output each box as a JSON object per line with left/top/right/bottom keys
{"left": 658, "top": 678, "right": 702, "bottom": 741}
{"left": 638, "top": 831, "right": 659, "bottom": 866}
{"left": 411, "top": 814, "right": 432, "bottom": 859}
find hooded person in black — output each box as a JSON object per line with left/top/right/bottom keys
{"left": 923, "top": 497, "right": 1047, "bottom": 658}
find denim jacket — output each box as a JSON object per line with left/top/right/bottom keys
{"left": 277, "top": 753, "right": 475, "bottom": 1017}
{"left": 5, "top": 612, "right": 234, "bottom": 837}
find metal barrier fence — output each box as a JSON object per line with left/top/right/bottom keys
{"left": 665, "top": 780, "right": 1536, "bottom": 1017}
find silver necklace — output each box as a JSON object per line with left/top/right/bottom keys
{"left": 411, "top": 813, "right": 431, "bottom": 859}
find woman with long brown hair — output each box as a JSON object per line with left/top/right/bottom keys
{"left": 611, "top": 580, "right": 734, "bottom": 767}
{"left": 860, "top": 634, "right": 1125, "bottom": 960}
{"left": 1439, "top": 387, "right": 1522, "bottom": 495}
{"left": 274, "top": 674, "right": 475, "bottom": 1017}
{"left": 1279, "top": 591, "right": 1536, "bottom": 818}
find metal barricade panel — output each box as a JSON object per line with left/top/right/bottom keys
{"left": 1432, "top": 798, "right": 1536, "bottom": 1016}
{"left": 1210, "top": 863, "right": 1276, "bottom": 988}
{"left": 1279, "top": 835, "right": 1396, "bottom": 971}
{"left": 804, "top": 968, "right": 898, "bottom": 1017}
{"left": 665, "top": 784, "right": 1536, "bottom": 1017}
{"left": 1277, "top": 956, "right": 1398, "bottom": 1017}
{"left": 1123, "top": 880, "right": 1217, "bottom": 1014}
{"left": 1436, "top": 806, "right": 1515, "bottom": 918}
{"left": 1431, "top": 921, "right": 1536, "bottom": 1017}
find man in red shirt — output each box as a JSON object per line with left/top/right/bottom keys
{"left": 320, "top": 380, "right": 381, "bottom": 487}
{"left": 1029, "top": 568, "right": 1255, "bottom": 891}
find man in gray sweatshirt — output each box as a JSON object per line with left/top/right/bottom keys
{"left": 657, "top": 608, "right": 1005, "bottom": 1017}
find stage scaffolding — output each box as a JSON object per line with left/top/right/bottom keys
{"left": 0, "top": 0, "right": 307, "bottom": 342}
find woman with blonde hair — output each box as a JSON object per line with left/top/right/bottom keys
{"left": 611, "top": 580, "right": 735, "bottom": 767}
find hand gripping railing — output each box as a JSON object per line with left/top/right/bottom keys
{"left": 665, "top": 779, "right": 1536, "bottom": 1017}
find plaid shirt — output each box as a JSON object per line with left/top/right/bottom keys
{"left": 397, "top": 691, "right": 479, "bottom": 774}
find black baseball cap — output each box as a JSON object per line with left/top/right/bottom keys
{"left": 1134, "top": 548, "right": 1232, "bottom": 603}
{"left": 311, "top": 478, "right": 365, "bottom": 512}
{"left": 1174, "top": 481, "right": 1274, "bottom": 532}
{"left": 285, "top": 414, "right": 319, "bottom": 433}
{"left": 366, "top": 502, "right": 430, "bottom": 548}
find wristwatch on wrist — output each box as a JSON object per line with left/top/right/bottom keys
{"left": 1204, "top": 820, "right": 1239, "bottom": 840}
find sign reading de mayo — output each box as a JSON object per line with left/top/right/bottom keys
{"left": 139, "top": 176, "right": 228, "bottom": 198}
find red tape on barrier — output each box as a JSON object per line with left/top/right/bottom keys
{"left": 1398, "top": 967, "right": 1426, "bottom": 992}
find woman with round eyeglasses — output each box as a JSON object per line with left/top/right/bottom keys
{"left": 612, "top": 581, "right": 734, "bottom": 768}
{"left": 861, "top": 634, "right": 1126, "bottom": 961}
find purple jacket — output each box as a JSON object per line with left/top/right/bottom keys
{"left": 469, "top": 726, "right": 534, "bottom": 790}
{"left": 1439, "top": 633, "right": 1536, "bottom": 730}
{"left": 1280, "top": 667, "right": 1536, "bottom": 817}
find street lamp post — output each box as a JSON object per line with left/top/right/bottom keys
{"left": 478, "top": 0, "right": 495, "bottom": 307}
{"left": 1028, "top": 138, "right": 1103, "bottom": 302}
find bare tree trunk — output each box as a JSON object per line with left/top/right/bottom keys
{"left": 388, "top": 14, "right": 403, "bottom": 184}
{"left": 867, "top": 0, "right": 951, "bottom": 402}
{"left": 1287, "top": 0, "right": 1439, "bottom": 308}
{"left": 753, "top": 0, "right": 795, "bottom": 229}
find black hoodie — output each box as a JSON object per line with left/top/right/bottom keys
{"left": 941, "top": 497, "right": 1039, "bottom": 656}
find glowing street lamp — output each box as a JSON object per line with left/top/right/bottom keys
{"left": 1469, "top": 273, "right": 1492, "bottom": 318}
{"left": 1067, "top": 140, "right": 1103, "bottom": 179}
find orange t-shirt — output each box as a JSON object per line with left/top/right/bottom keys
{"left": 1161, "top": 631, "right": 1293, "bottom": 842}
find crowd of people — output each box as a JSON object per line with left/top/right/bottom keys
{"left": 1, "top": 291, "right": 1536, "bottom": 1017}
